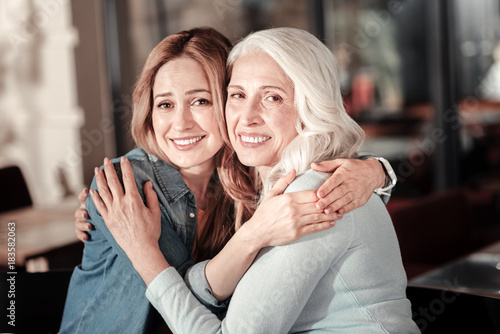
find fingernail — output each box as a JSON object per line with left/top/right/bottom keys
{"left": 94, "top": 167, "right": 100, "bottom": 175}
{"left": 330, "top": 221, "right": 336, "bottom": 226}
{"left": 104, "top": 157, "right": 110, "bottom": 165}
{"left": 121, "top": 156, "right": 125, "bottom": 163}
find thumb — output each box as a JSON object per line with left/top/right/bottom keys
{"left": 144, "top": 181, "right": 159, "bottom": 214}
{"left": 311, "top": 159, "right": 344, "bottom": 173}
{"left": 268, "top": 169, "right": 296, "bottom": 196}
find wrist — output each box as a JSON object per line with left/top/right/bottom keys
{"left": 367, "top": 158, "right": 387, "bottom": 189}
{"left": 234, "top": 222, "right": 265, "bottom": 256}
{"left": 130, "top": 245, "right": 170, "bottom": 286}
{"left": 372, "top": 157, "right": 397, "bottom": 195}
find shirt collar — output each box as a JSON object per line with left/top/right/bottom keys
{"left": 146, "top": 152, "right": 191, "bottom": 203}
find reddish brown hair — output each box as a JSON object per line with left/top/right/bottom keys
{"left": 130, "top": 27, "right": 234, "bottom": 261}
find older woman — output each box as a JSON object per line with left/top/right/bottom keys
{"left": 61, "top": 27, "right": 389, "bottom": 333}
{"left": 91, "top": 27, "right": 418, "bottom": 333}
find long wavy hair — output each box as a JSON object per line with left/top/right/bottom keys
{"left": 219, "top": 27, "right": 365, "bottom": 226}
{"left": 130, "top": 27, "right": 234, "bottom": 261}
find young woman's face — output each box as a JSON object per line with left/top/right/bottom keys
{"left": 152, "top": 56, "right": 223, "bottom": 172}
{"left": 225, "top": 52, "right": 298, "bottom": 169}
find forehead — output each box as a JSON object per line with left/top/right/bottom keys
{"left": 230, "top": 52, "right": 292, "bottom": 89}
{"left": 153, "top": 56, "right": 210, "bottom": 91}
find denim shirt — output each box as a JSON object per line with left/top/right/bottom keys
{"left": 59, "top": 148, "right": 197, "bottom": 334}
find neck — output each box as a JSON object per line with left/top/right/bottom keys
{"left": 180, "top": 163, "right": 215, "bottom": 211}
{"left": 256, "top": 165, "right": 273, "bottom": 184}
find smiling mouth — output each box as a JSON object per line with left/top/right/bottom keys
{"left": 171, "top": 136, "right": 204, "bottom": 146}
{"left": 240, "top": 135, "right": 271, "bottom": 144}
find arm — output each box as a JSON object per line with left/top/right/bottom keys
{"left": 190, "top": 159, "right": 390, "bottom": 305}
{"left": 203, "top": 170, "right": 337, "bottom": 302}
{"left": 146, "top": 172, "right": 353, "bottom": 334}
{"left": 92, "top": 159, "right": 353, "bottom": 333}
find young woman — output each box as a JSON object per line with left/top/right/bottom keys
{"left": 89, "top": 28, "right": 418, "bottom": 333}
{"left": 60, "top": 27, "right": 388, "bottom": 333}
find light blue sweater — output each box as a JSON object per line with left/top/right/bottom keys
{"left": 146, "top": 170, "right": 420, "bottom": 333}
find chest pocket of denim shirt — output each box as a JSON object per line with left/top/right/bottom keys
{"left": 155, "top": 199, "right": 194, "bottom": 274}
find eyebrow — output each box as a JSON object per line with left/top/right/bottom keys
{"left": 227, "top": 84, "right": 287, "bottom": 94}
{"left": 154, "top": 89, "right": 211, "bottom": 100}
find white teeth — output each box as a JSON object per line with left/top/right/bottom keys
{"left": 173, "top": 136, "right": 203, "bottom": 146}
{"left": 240, "top": 135, "right": 271, "bottom": 143}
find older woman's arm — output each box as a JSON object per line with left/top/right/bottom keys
{"left": 145, "top": 172, "right": 354, "bottom": 334}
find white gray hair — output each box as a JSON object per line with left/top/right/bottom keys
{"left": 228, "top": 27, "right": 365, "bottom": 194}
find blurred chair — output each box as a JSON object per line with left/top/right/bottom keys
{"left": 0, "top": 270, "right": 73, "bottom": 333}
{"left": 25, "top": 242, "right": 84, "bottom": 272}
{"left": 389, "top": 189, "right": 479, "bottom": 279}
{"left": 0, "top": 165, "right": 32, "bottom": 213}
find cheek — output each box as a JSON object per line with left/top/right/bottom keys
{"left": 224, "top": 109, "right": 237, "bottom": 135}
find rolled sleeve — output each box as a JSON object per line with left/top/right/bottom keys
{"left": 185, "top": 260, "right": 230, "bottom": 312}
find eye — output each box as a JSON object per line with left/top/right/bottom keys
{"left": 265, "top": 95, "right": 281, "bottom": 102}
{"left": 193, "top": 98, "right": 212, "bottom": 106}
{"left": 157, "top": 101, "right": 172, "bottom": 109}
{"left": 230, "top": 93, "right": 244, "bottom": 99}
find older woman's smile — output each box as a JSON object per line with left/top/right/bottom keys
{"left": 239, "top": 133, "right": 271, "bottom": 145}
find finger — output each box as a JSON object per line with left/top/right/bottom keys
{"left": 300, "top": 210, "right": 341, "bottom": 226}
{"left": 75, "top": 220, "right": 92, "bottom": 233}
{"left": 120, "top": 156, "right": 141, "bottom": 199}
{"left": 298, "top": 221, "right": 336, "bottom": 238}
{"left": 74, "top": 207, "right": 88, "bottom": 220}
{"left": 89, "top": 188, "right": 108, "bottom": 218}
{"left": 267, "top": 169, "right": 296, "bottom": 197}
{"left": 322, "top": 191, "right": 355, "bottom": 215}
{"left": 316, "top": 172, "right": 344, "bottom": 200}
{"left": 336, "top": 200, "right": 359, "bottom": 216}
{"left": 76, "top": 230, "right": 88, "bottom": 242}
{"left": 316, "top": 182, "right": 348, "bottom": 211}
{"left": 311, "top": 159, "right": 344, "bottom": 173}
{"left": 103, "top": 157, "right": 124, "bottom": 198}
{"left": 94, "top": 167, "right": 113, "bottom": 208}
{"left": 78, "top": 187, "right": 89, "bottom": 205}
{"left": 144, "top": 181, "right": 160, "bottom": 215}
{"left": 286, "top": 190, "right": 321, "bottom": 204}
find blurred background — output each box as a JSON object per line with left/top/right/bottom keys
{"left": 1, "top": 0, "right": 500, "bottom": 332}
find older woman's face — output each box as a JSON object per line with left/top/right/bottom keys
{"left": 225, "top": 52, "right": 298, "bottom": 169}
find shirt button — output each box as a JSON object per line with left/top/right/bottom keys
{"left": 189, "top": 212, "right": 195, "bottom": 218}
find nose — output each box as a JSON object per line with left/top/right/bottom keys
{"left": 240, "top": 97, "right": 263, "bottom": 127}
{"left": 173, "top": 103, "right": 194, "bottom": 131}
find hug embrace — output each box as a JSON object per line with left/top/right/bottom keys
{"left": 60, "top": 26, "right": 419, "bottom": 334}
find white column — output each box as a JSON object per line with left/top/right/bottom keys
{"left": 0, "top": 0, "right": 83, "bottom": 207}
